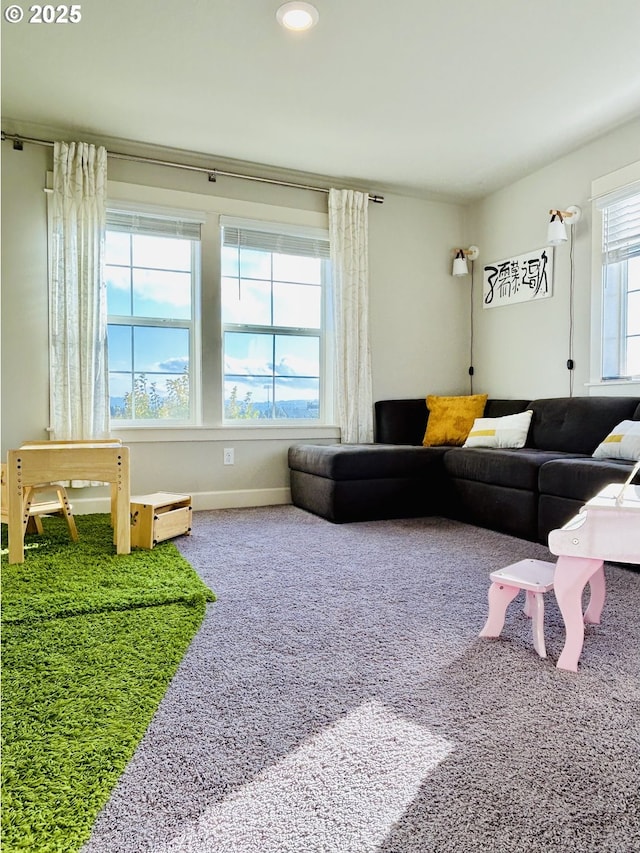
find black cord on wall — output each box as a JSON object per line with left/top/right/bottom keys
{"left": 469, "top": 261, "right": 475, "bottom": 394}
{"left": 567, "top": 227, "right": 575, "bottom": 397}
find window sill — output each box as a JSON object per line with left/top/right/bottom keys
{"left": 110, "top": 424, "right": 341, "bottom": 443}
{"left": 585, "top": 379, "right": 640, "bottom": 396}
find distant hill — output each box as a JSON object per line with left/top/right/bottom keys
{"left": 110, "top": 397, "right": 320, "bottom": 420}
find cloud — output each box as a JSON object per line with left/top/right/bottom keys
{"left": 134, "top": 270, "right": 191, "bottom": 309}
{"left": 105, "top": 269, "right": 191, "bottom": 310}
{"left": 224, "top": 354, "right": 271, "bottom": 376}
{"left": 223, "top": 350, "right": 320, "bottom": 401}
{"left": 274, "top": 358, "right": 296, "bottom": 376}
{"left": 158, "top": 356, "right": 189, "bottom": 373}
{"left": 224, "top": 355, "right": 317, "bottom": 378}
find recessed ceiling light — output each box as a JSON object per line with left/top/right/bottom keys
{"left": 276, "top": 2, "right": 319, "bottom": 32}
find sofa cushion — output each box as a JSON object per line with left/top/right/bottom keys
{"left": 375, "top": 399, "right": 430, "bottom": 445}
{"left": 444, "top": 447, "right": 585, "bottom": 491}
{"left": 463, "top": 410, "right": 533, "bottom": 449}
{"left": 288, "top": 443, "right": 447, "bottom": 481}
{"left": 592, "top": 419, "right": 640, "bottom": 461}
{"left": 527, "top": 396, "right": 640, "bottom": 454}
{"left": 484, "top": 399, "right": 532, "bottom": 419}
{"left": 423, "top": 394, "right": 488, "bottom": 447}
{"left": 374, "top": 398, "right": 531, "bottom": 446}
{"left": 538, "top": 457, "right": 637, "bottom": 502}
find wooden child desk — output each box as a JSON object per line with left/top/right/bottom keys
{"left": 5, "top": 441, "right": 130, "bottom": 564}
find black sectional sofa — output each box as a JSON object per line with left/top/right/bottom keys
{"left": 288, "top": 395, "right": 640, "bottom": 543}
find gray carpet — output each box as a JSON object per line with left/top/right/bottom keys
{"left": 82, "top": 507, "right": 640, "bottom": 853}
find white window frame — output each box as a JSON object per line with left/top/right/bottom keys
{"left": 105, "top": 201, "right": 204, "bottom": 427}
{"left": 220, "top": 216, "right": 332, "bottom": 425}
{"left": 589, "top": 160, "right": 640, "bottom": 395}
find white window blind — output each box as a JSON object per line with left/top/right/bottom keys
{"left": 598, "top": 187, "right": 640, "bottom": 264}
{"left": 107, "top": 207, "right": 204, "bottom": 240}
{"left": 220, "top": 216, "right": 330, "bottom": 258}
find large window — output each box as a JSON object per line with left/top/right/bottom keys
{"left": 599, "top": 189, "right": 640, "bottom": 380}
{"left": 105, "top": 208, "right": 201, "bottom": 423}
{"left": 100, "top": 194, "right": 333, "bottom": 431}
{"left": 220, "top": 218, "right": 331, "bottom": 421}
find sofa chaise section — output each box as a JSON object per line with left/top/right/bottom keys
{"left": 288, "top": 443, "right": 448, "bottom": 523}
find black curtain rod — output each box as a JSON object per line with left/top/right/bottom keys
{"left": 1, "top": 131, "right": 384, "bottom": 204}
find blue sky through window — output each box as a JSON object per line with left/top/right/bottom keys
{"left": 105, "top": 222, "right": 327, "bottom": 421}
{"left": 105, "top": 230, "right": 193, "bottom": 420}
{"left": 222, "top": 243, "right": 323, "bottom": 419}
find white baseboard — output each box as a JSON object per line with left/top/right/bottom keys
{"left": 70, "top": 487, "right": 292, "bottom": 515}
{"left": 191, "top": 488, "right": 292, "bottom": 511}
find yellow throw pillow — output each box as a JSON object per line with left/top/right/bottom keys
{"left": 422, "top": 394, "right": 488, "bottom": 447}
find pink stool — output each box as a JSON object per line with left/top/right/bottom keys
{"left": 480, "top": 559, "right": 556, "bottom": 658}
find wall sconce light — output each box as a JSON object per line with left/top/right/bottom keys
{"left": 452, "top": 246, "right": 479, "bottom": 277}
{"left": 450, "top": 246, "right": 480, "bottom": 392}
{"left": 547, "top": 205, "right": 582, "bottom": 245}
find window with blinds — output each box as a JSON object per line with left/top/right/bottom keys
{"left": 599, "top": 188, "right": 640, "bottom": 379}
{"left": 220, "top": 217, "right": 331, "bottom": 421}
{"left": 105, "top": 206, "right": 202, "bottom": 422}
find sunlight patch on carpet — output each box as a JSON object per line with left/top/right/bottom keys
{"left": 158, "top": 700, "right": 455, "bottom": 852}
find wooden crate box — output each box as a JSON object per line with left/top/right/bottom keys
{"left": 130, "top": 492, "right": 192, "bottom": 549}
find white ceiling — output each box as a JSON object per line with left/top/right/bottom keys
{"left": 2, "top": 0, "right": 640, "bottom": 201}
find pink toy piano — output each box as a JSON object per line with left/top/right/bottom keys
{"left": 481, "top": 462, "right": 640, "bottom": 672}
{"left": 547, "top": 460, "right": 640, "bottom": 671}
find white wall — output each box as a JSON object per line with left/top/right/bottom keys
{"left": 466, "top": 117, "right": 640, "bottom": 400}
{"left": 1, "top": 133, "right": 466, "bottom": 510}
{"left": 1, "top": 143, "right": 51, "bottom": 447}
{"left": 369, "top": 194, "right": 470, "bottom": 400}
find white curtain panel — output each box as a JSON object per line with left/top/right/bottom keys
{"left": 50, "top": 141, "right": 109, "bottom": 440}
{"left": 328, "top": 188, "right": 374, "bottom": 444}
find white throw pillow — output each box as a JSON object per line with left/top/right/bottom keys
{"left": 463, "top": 409, "right": 533, "bottom": 449}
{"left": 592, "top": 420, "right": 640, "bottom": 461}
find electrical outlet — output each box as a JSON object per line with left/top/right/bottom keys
{"left": 223, "top": 447, "right": 234, "bottom": 465}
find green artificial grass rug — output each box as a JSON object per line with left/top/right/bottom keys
{"left": 1, "top": 514, "right": 216, "bottom": 853}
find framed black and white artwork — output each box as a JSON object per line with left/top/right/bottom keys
{"left": 483, "top": 247, "right": 554, "bottom": 309}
